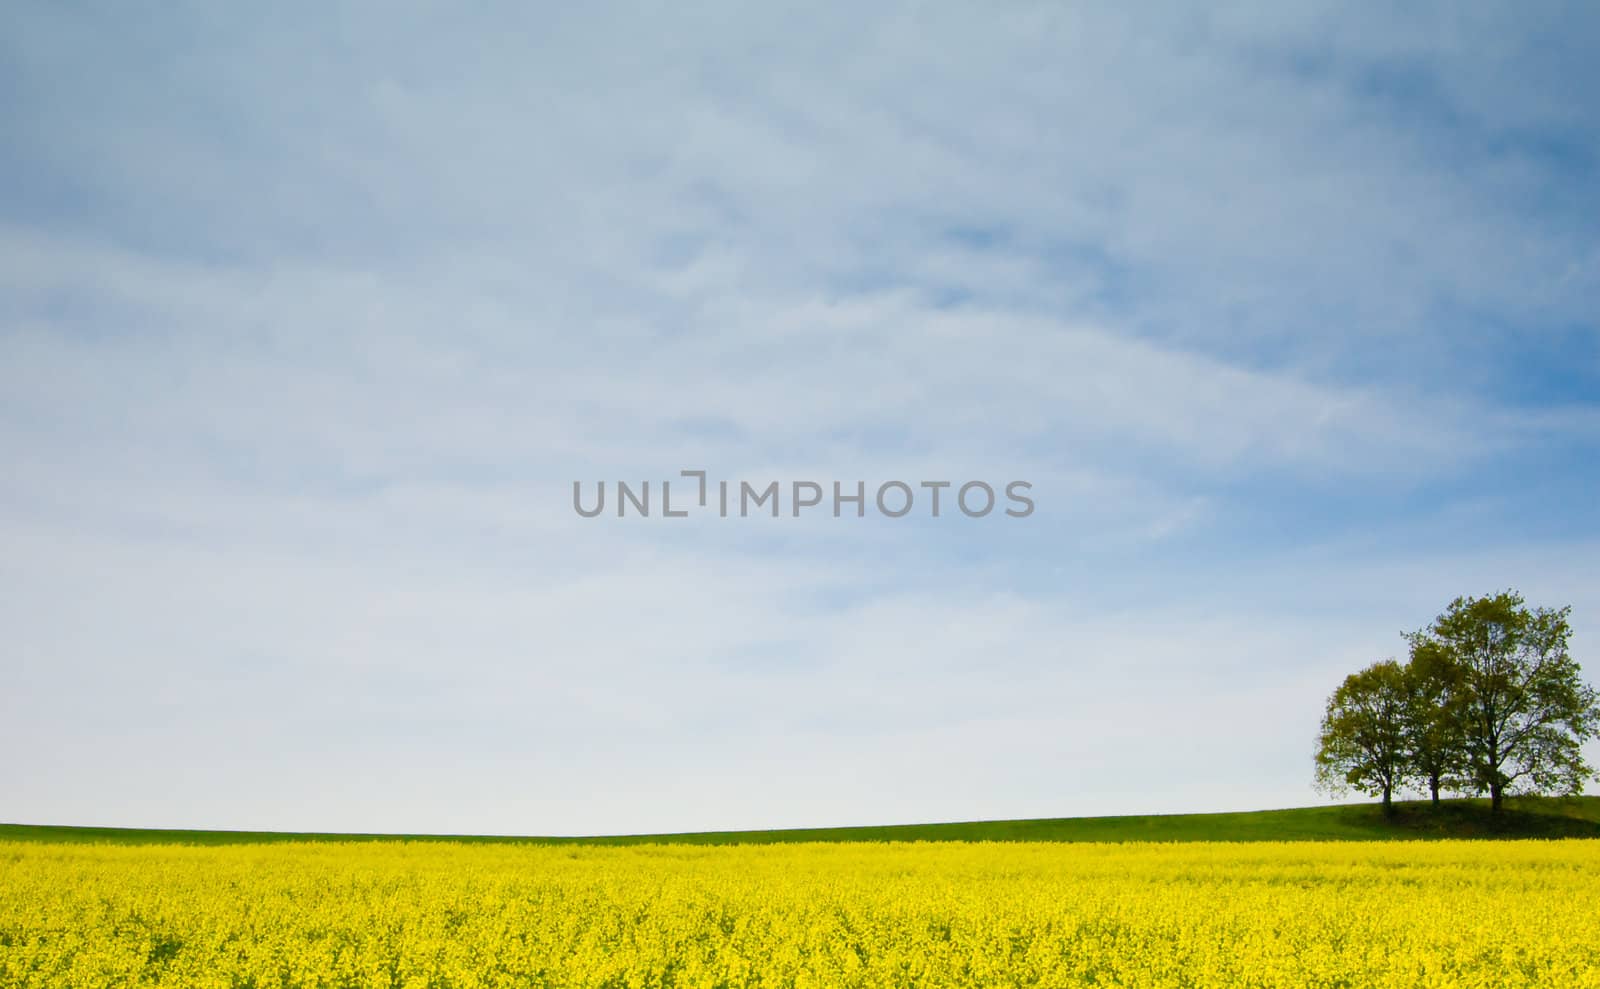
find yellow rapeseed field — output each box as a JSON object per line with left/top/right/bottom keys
{"left": 3, "top": 839, "right": 1597, "bottom": 988}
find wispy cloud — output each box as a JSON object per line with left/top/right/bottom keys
{"left": 1, "top": 1, "right": 1596, "bottom": 833}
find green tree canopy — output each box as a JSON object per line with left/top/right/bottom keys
{"left": 1409, "top": 591, "right": 1600, "bottom": 813}
{"left": 1314, "top": 659, "right": 1411, "bottom": 815}
{"left": 1403, "top": 643, "right": 1467, "bottom": 808}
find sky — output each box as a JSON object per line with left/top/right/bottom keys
{"left": 2, "top": 1, "right": 1598, "bottom": 836}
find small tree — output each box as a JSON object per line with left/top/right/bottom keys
{"left": 1410, "top": 592, "right": 1600, "bottom": 813}
{"left": 1403, "top": 642, "right": 1466, "bottom": 808}
{"left": 1315, "top": 659, "right": 1411, "bottom": 816}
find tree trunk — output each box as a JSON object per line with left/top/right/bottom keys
{"left": 1429, "top": 777, "right": 1440, "bottom": 808}
{"left": 1382, "top": 784, "right": 1393, "bottom": 817}
{"left": 1490, "top": 780, "right": 1503, "bottom": 814}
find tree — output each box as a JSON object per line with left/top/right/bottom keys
{"left": 1314, "top": 659, "right": 1411, "bottom": 816}
{"left": 1402, "top": 643, "right": 1466, "bottom": 808}
{"left": 1409, "top": 592, "right": 1600, "bottom": 813}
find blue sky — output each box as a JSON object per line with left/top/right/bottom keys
{"left": 2, "top": 2, "right": 1598, "bottom": 834}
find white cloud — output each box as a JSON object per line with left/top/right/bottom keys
{"left": 1, "top": 1, "right": 1596, "bottom": 833}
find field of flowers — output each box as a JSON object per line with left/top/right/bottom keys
{"left": 3, "top": 838, "right": 1597, "bottom": 988}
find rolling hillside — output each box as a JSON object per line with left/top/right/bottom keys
{"left": 4, "top": 796, "right": 1598, "bottom": 846}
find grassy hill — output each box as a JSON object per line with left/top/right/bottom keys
{"left": 4, "top": 796, "right": 1599, "bottom": 846}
